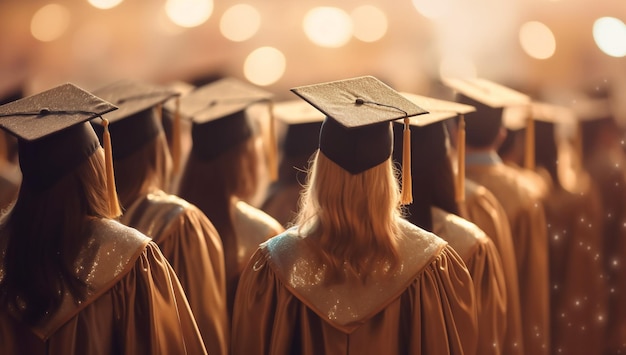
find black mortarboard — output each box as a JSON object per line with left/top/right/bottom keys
{"left": 290, "top": 75, "right": 428, "bottom": 204}
{"left": 179, "top": 77, "right": 274, "bottom": 161}
{"left": 91, "top": 79, "right": 179, "bottom": 160}
{"left": 0, "top": 83, "right": 117, "bottom": 193}
{"left": 273, "top": 99, "right": 324, "bottom": 159}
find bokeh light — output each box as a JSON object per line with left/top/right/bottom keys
{"left": 519, "top": 21, "right": 556, "bottom": 60}
{"left": 303, "top": 7, "right": 353, "bottom": 48}
{"left": 244, "top": 47, "right": 286, "bottom": 86}
{"left": 220, "top": 4, "right": 261, "bottom": 42}
{"left": 593, "top": 17, "right": 626, "bottom": 58}
{"left": 31, "top": 4, "right": 71, "bottom": 42}
{"left": 351, "top": 5, "right": 387, "bottom": 42}
{"left": 411, "top": 0, "right": 453, "bottom": 19}
{"left": 88, "top": 0, "right": 124, "bottom": 10}
{"left": 165, "top": 0, "right": 213, "bottom": 28}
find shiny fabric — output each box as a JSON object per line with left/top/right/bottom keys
{"left": 466, "top": 162, "right": 550, "bottom": 355}
{"left": 0, "top": 218, "right": 206, "bottom": 355}
{"left": 121, "top": 190, "right": 228, "bottom": 355}
{"left": 432, "top": 207, "right": 507, "bottom": 355}
{"left": 532, "top": 171, "right": 608, "bottom": 354}
{"left": 464, "top": 178, "right": 524, "bottom": 354}
{"left": 231, "top": 219, "right": 478, "bottom": 355}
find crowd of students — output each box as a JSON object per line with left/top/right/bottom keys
{"left": 0, "top": 74, "right": 624, "bottom": 355}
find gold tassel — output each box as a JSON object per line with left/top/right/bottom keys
{"left": 172, "top": 97, "right": 182, "bottom": 175}
{"left": 101, "top": 118, "right": 121, "bottom": 217}
{"left": 400, "top": 117, "right": 413, "bottom": 205}
{"left": 456, "top": 114, "right": 466, "bottom": 206}
{"left": 266, "top": 100, "right": 278, "bottom": 182}
{"left": 524, "top": 112, "right": 535, "bottom": 170}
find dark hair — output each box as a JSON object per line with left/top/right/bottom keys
{"left": 534, "top": 121, "right": 559, "bottom": 183}
{"left": 392, "top": 121, "right": 458, "bottom": 231}
{"left": 456, "top": 94, "right": 504, "bottom": 148}
{"left": 0, "top": 149, "right": 114, "bottom": 325}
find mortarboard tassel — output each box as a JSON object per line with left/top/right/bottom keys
{"left": 101, "top": 118, "right": 122, "bottom": 217}
{"left": 172, "top": 97, "right": 182, "bottom": 175}
{"left": 456, "top": 114, "right": 467, "bottom": 217}
{"left": 400, "top": 117, "right": 412, "bottom": 205}
{"left": 524, "top": 112, "right": 535, "bottom": 170}
{"left": 266, "top": 100, "right": 278, "bottom": 182}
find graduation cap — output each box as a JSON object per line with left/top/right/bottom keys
{"left": 290, "top": 76, "right": 428, "bottom": 204}
{"left": 397, "top": 93, "right": 475, "bottom": 208}
{"left": 0, "top": 83, "right": 120, "bottom": 214}
{"left": 273, "top": 99, "right": 325, "bottom": 159}
{"left": 179, "top": 77, "right": 276, "bottom": 175}
{"left": 91, "top": 79, "right": 179, "bottom": 159}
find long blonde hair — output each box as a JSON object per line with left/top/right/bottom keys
{"left": 295, "top": 150, "right": 402, "bottom": 284}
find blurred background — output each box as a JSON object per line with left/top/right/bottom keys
{"left": 1, "top": 0, "right": 625, "bottom": 106}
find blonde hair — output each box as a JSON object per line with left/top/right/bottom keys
{"left": 113, "top": 132, "right": 172, "bottom": 208}
{"left": 295, "top": 151, "right": 402, "bottom": 284}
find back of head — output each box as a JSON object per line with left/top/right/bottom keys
{"left": 392, "top": 121, "right": 458, "bottom": 231}
{"left": 457, "top": 94, "right": 504, "bottom": 149}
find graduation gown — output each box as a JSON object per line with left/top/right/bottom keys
{"left": 432, "top": 207, "right": 507, "bottom": 355}
{"left": 534, "top": 174, "right": 608, "bottom": 354}
{"left": 231, "top": 219, "right": 478, "bottom": 355}
{"left": 0, "top": 218, "right": 206, "bottom": 355}
{"left": 227, "top": 199, "right": 285, "bottom": 314}
{"left": 464, "top": 179, "right": 524, "bottom": 354}
{"left": 121, "top": 190, "right": 228, "bottom": 355}
{"left": 466, "top": 156, "right": 550, "bottom": 355}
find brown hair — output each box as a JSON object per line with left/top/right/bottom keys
{"left": 0, "top": 148, "right": 116, "bottom": 325}
{"left": 113, "top": 132, "right": 172, "bottom": 208}
{"left": 295, "top": 151, "right": 402, "bottom": 284}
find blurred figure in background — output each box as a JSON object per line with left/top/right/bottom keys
{"left": 445, "top": 77, "right": 550, "bottom": 355}
{"left": 177, "top": 77, "right": 284, "bottom": 319}
{"left": 574, "top": 85, "right": 626, "bottom": 354}
{"left": 261, "top": 99, "right": 323, "bottom": 227}
{"left": 392, "top": 92, "right": 506, "bottom": 354}
{"left": 92, "top": 79, "right": 229, "bottom": 355}
{"left": 0, "top": 83, "right": 206, "bottom": 354}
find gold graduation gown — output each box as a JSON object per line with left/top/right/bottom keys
{"left": 231, "top": 219, "right": 478, "bottom": 355}
{"left": 0, "top": 218, "right": 207, "bottom": 355}
{"left": 464, "top": 178, "right": 525, "bottom": 354}
{"left": 121, "top": 190, "right": 228, "bottom": 355}
{"left": 533, "top": 173, "right": 608, "bottom": 355}
{"left": 226, "top": 199, "right": 285, "bottom": 316}
{"left": 432, "top": 207, "right": 507, "bottom": 355}
{"left": 466, "top": 161, "right": 550, "bottom": 355}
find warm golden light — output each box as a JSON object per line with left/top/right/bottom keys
{"left": 439, "top": 54, "right": 477, "bottom": 80}
{"left": 411, "top": 0, "right": 452, "bottom": 19}
{"left": 31, "top": 4, "right": 71, "bottom": 42}
{"left": 303, "top": 7, "right": 353, "bottom": 48}
{"left": 593, "top": 17, "right": 626, "bottom": 58}
{"left": 351, "top": 5, "right": 387, "bottom": 42}
{"left": 220, "top": 4, "right": 261, "bottom": 42}
{"left": 244, "top": 47, "right": 286, "bottom": 86}
{"left": 165, "top": 0, "right": 213, "bottom": 28}
{"left": 519, "top": 21, "right": 556, "bottom": 60}
{"left": 88, "top": 0, "right": 124, "bottom": 10}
